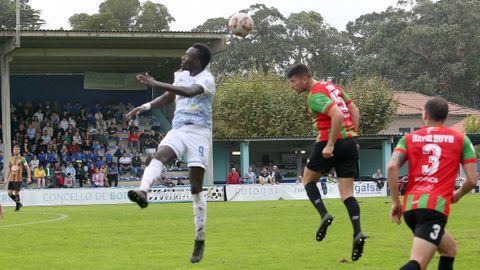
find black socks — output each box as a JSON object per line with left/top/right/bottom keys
{"left": 344, "top": 196, "right": 361, "bottom": 237}
{"left": 305, "top": 182, "right": 328, "bottom": 218}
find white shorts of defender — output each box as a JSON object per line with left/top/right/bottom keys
{"left": 159, "top": 125, "right": 211, "bottom": 169}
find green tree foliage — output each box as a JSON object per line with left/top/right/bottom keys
{"left": 213, "top": 71, "right": 312, "bottom": 138}
{"left": 0, "top": 0, "right": 44, "bottom": 30}
{"left": 464, "top": 115, "right": 480, "bottom": 134}
{"left": 69, "top": 0, "right": 174, "bottom": 31}
{"left": 347, "top": 0, "right": 480, "bottom": 107}
{"left": 345, "top": 77, "right": 398, "bottom": 134}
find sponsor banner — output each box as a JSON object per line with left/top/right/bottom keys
{"left": 149, "top": 186, "right": 225, "bottom": 203}
{"left": 226, "top": 182, "right": 387, "bottom": 201}
{"left": 0, "top": 186, "right": 225, "bottom": 206}
{"left": 0, "top": 188, "right": 131, "bottom": 206}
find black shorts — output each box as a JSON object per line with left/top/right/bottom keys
{"left": 403, "top": 209, "right": 448, "bottom": 246}
{"left": 8, "top": 181, "right": 22, "bottom": 191}
{"left": 306, "top": 138, "right": 358, "bottom": 178}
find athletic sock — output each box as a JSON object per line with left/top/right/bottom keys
{"left": 438, "top": 256, "right": 455, "bottom": 270}
{"left": 192, "top": 192, "right": 206, "bottom": 241}
{"left": 343, "top": 196, "right": 361, "bottom": 237}
{"left": 139, "top": 159, "right": 163, "bottom": 192}
{"left": 400, "top": 260, "right": 421, "bottom": 270}
{"left": 9, "top": 194, "right": 17, "bottom": 202}
{"left": 305, "top": 182, "right": 328, "bottom": 218}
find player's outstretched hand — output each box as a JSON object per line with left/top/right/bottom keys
{"left": 126, "top": 106, "right": 146, "bottom": 120}
{"left": 136, "top": 73, "right": 157, "bottom": 87}
{"left": 390, "top": 203, "right": 402, "bottom": 225}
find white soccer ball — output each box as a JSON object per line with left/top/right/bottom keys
{"left": 228, "top": 13, "right": 254, "bottom": 38}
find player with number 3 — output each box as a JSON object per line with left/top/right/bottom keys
{"left": 387, "top": 97, "right": 478, "bottom": 270}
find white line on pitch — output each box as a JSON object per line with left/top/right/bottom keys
{"left": 0, "top": 213, "right": 69, "bottom": 228}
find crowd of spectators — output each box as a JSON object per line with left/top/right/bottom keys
{"left": 227, "top": 165, "right": 283, "bottom": 185}
{"left": 0, "top": 100, "right": 165, "bottom": 188}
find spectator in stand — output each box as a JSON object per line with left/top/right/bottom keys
{"left": 60, "top": 118, "right": 69, "bottom": 131}
{"left": 68, "top": 141, "right": 79, "bottom": 155}
{"left": 258, "top": 168, "right": 273, "bottom": 185}
{"left": 244, "top": 167, "right": 256, "bottom": 184}
{"left": 47, "top": 150, "right": 57, "bottom": 165}
{"left": 26, "top": 123, "right": 36, "bottom": 141}
{"left": 104, "top": 151, "right": 113, "bottom": 164}
{"left": 114, "top": 144, "right": 126, "bottom": 163}
{"left": 45, "top": 162, "right": 54, "bottom": 187}
{"left": 41, "top": 130, "right": 51, "bottom": 151}
{"left": 30, "top": 155, "right": 39, "bottom": 174}
{"left": 92, "top": 168, "right": 104, "bottom": 187}
{"left": 96, "top": 156, "right": 105, "bottom": 171}
{"left": 227, "top": 168, "right": 241, "bottom": 185}
{"left": 21, "top": 138, "right": 31, "bottom": 155}
{"left": 139, "top": 130, "right": 149, "bottom": 153}
{"left": 64, "top": 162, "right": 76, "bottom": 187}
{"left": 74, "top": 150, "right": 84, "bottom": 164}
{"left": 100, "top": 164, "right": 109, "bottom": 186}
{"left": 270, "top": 165, "right": 282, "bottom": 184}
{"left": 92, "top": 140, "right": 102, "bottom": 154}
{"left": 128, "top": 130, "right": 140, "bottom": 154}
{"left": 34, "top": 109, "right": 44, "bottom": 122}
{"left": 131, "top": 153, "right": 143, "bottom": 177}
{"left": 107, "top": 163, "right": 119, "bottom": 187}
{"left": 76, "top": 162, "right": 87, "bottom": 187}
{"left": 38, "top": 151, "right": 47, "bottom": 167}
{"left": 53, "top": 163, "right": 63, "bottom": 187}
{"left": 107, "top": 123, "right": 120, "bottom": 146}
{"left": 63, "top": 101, "right": 72, "bottom": 112}
{"left": 34, "top": 164, "right": 47, "bottom": 188}
{"left": 64, "top": 173, "right": 73, "bottom": 188}
{"left": 50, "top": 112, "right": 60, "bottom": 125}
{"left": 31, "top": 116, "right": 41, "bottom": 134}
{"left": 96, "top": 130, "right": 109, "bottom": 151}
{"left": 72, "top": 131, "right": 82, "bottom": 145}
{"left": 118, "top": 153, "right": 132, "bottom": 176}
{"left": 43, "top": 121, "right": 53, "bottom": 137}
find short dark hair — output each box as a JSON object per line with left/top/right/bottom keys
{"left": 192, "top": 43, "right": 212, "bottom": 69}
{"left": 286, "top": 63, "right": 311, "bottom": 78}
{"left": 424, "top": 97, "right": 449, "bottom": 121}
{"left": 13, "top": 144, "right": 20, "bottom": 148}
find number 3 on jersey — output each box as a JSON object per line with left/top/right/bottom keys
{"left": 422, "top": 144, "right": 441, "bottom": 175}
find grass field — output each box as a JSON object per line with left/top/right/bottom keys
{"left": 1, "top": 195, "right": 479, "bottom": 270}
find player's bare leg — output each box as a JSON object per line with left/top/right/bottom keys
{"left": 339, "top": 178, "right": 366, "bottom": 261}
{"left": 189, "top": 167, "right": 206, "bottom": 263}
{"left": 0, "top": 203, "right": 3, "bottom": 218}
{"left": 437, "top": 231, "right": 457, "bottom": 270}
{"left": 400, "top": 237, "right": 437, "bottom": 270}
{"left": 303, "top": 167, "right": 333, "bottom": 241}
{"left": 128, "top": 146, "right": 176, "bottom": 208}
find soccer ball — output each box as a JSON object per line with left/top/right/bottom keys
{"left": 228, "top": 13, "right": 254, "bottom": 38}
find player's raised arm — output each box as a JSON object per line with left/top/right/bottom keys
{"left": 136, "top": 73, "right": 205, "bottom": 98}
{"left": 348, "top": 101, "right": 360, "bottom": 132}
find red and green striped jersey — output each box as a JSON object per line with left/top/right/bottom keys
{"left": 394, "top": 126, "right": 476, "bottom": 216}
{"left": 308, "top": 81, "right": 358, "bottom": 142}
{"left": 8, "top": 155, "right": 27, "bottom": 182}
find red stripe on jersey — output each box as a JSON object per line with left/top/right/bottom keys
{"left": 462, "top": 158, "right": 477, "bottom": 164}
{"left": 394, "top": 148, "right": 407, "bottom": 155}
{"left": 324, "top": 102, "right": 335, "bottom": 115}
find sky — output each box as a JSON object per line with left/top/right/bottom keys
{"left": 28, "top": 0, "right": 400, "bottom": 31}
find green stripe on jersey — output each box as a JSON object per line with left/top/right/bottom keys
{"left": 395, "top": 136, "right": 407, "bottom": 152}
{"left": 418, "top": 194, "right": 429, "bottom": 208}
{"left": 308, "top": 93, "right": 333, "bottom": 114}
{"left": 406, "top": 195, "right": 415, "bottom": 211}
{"left": 462, "top": 135, "right": 476, "bottom": 161}
{"left": 436, "top": 196, "right": 446, "bottom": 214}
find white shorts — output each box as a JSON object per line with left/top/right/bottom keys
{"left": 159, "top": 125, "right": 211, "bottom": 169}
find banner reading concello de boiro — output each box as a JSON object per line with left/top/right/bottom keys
{"left": 225, "top": 182, "right": 387, "bottom": 202}
{"left": 0, "top": 186, "right": 225, "bottom": 207}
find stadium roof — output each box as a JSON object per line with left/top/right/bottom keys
{"left": 395, "top": 91, "right": 480, "bottom": 116}
{"left": 0, "top": 29, "right": 226, "bottom": 76}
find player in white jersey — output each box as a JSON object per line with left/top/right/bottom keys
{"left": 126, "top": 43, "right": 215, "bottom": 264}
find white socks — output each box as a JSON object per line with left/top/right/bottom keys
{"left": 192, "top": 192, "right": 207, "bottom": 241}
{"left": 139, "top": 159, "right": 163, "bottom": 192}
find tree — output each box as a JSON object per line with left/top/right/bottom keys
{"left": 213, "top": 71, "right": 312, "bottom": 138}
{"left": 347, "top": 0, "right": 480, "bottom": 108}
{"left": 69, "top": 0, "right": 174, "bottom": 31}
{"left": 464, "top": 115, "right": 480, "bottom": 134}
{"left": 345, "top": 77, "right": 398, "bottom": 134}
{"left": 0, "top": 0, "right": 44, "bottom": 30}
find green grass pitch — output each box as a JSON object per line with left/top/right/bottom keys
{"left": 1, "top": 195, "right": 479, "bottom": 269}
